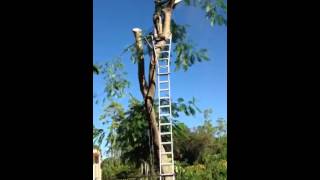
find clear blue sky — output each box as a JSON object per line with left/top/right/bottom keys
{"left": 93, "top": 0, "right": 227, "bottom": 143}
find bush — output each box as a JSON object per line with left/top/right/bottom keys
{"left": 101, "top": 158, "right": 139, "bottom": 180}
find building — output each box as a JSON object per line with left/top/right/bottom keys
{"left": 93, "top": 149, "right": 102, "bottom": 180}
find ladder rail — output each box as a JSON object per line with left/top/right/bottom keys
{"left": 153, "top": 35, "right": 175, "bottom": 180}
{"left": 166, "top": 35, "right": 175, "bottom": 175}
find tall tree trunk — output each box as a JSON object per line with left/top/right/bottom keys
{"left": 132, "top": 1, "right": 177, "bottom": 179}
{"left": 149, "top": 39, "right": 173, "bottom": 180}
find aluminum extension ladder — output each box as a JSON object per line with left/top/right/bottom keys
{"left": 152, "top": 35, "right": 175, "bottom": 180}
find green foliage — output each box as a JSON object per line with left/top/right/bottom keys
{"left": 204, "top": 108, "right": 213, "bottom": 120}
{"left": 104, "top": 102, "right": 125, "bottom": 156}
{"left": 93, "top": 124, "right": 105, "bottom": 147}
{"left": 183, "top": 0, "right": 227, "bottom": 26}
{"left": 95, "top": 95, "right": 204, "bottom": 163}
{"left": 113, "top": 97, "right": 151, "bottom": 166}
{"left": 129, "top": 45, "right": 138, "bottom": 64}
{"left": 171, "top": 97, "right": 201, "bottom": 117}
{"left": 215, "top": 117, "right": 227, "bottom": 137}
{"left": 171, "top": 20, "right": 210, "bottom": 71}
{"left": 93, "top": 64, "right": 100, "bottom": 74}
{"left": 171, "top": 20, "right": 188, "bottom": 44}
{"left": 176, "top": 163, "right": 208, "bottom": 180}
{"left": 100, "top": 58, "right": 130, "bottom": 99}
{"left": 97, "top": 100, "right": 227, "bottom": 179}
{"left": 101, "top": 96, "right": 203, "bottom": 165}
{"left": 174, "top": 118, "right": 227, "bottom": 180}
{"left": 173, "top": 122, "right": 191, "bottom": 162}
{"left": 174, "top": 42, "right": 209, "bottom": 71}
{"left": 93, "top": 101, "right": 126, "bottom": 150}
{"left": 101, "top": 158, "right": 139, "bottom": 180}
{"left": 176, "top": 160, "right": 226, "bottom": 180}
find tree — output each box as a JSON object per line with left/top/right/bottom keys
{"left": 94, "top": 0, "right": 227, "bottom": 178}
{"left": 130, "top": 0, "right": 226, "bottom": 177}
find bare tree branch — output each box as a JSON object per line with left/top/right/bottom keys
{"left": 167, "top": 0, "right": 176, "bottom": 8}
{"left": 161, "top": 8, "right": 172, "bottom": 40}
{"left": 132, "top": 28, "right": 148, "bottom": 98}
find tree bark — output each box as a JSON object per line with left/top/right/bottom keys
{"left": 132, "top": 27, "right": 162, "bottom": 163}
{"left": 161, "top": 8, "right": 172, "bottom": 40}
{"left": 132, "top": 28, "right": 148, "bottom": 98}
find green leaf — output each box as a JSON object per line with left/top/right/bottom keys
{"left": 183, "top": 0, "right": 227, "bottom": 28}
{"left": 177, "top": 98, "right": 184, "bottom": 103}
{"left": 93, "top": 64, "right": 100, "bottom": 74}
{"left": 206, "top": 4, "right": 211, "bottom": 12}
{"left": 192, "top": 96, "right": 196, "bottom": 104}
{"left": 195, "top": 105, "right": 202, "bottom": 113}
{"left": 190, "top": 54, "right": 195, "bottom": 65}
{"left": 210, "top": 17, "right": 215, "bottom": 27}
{"left": 184, "top": 0, "right": 191, "bottom": 5}
{"left": 189, "top": 106, "right": 196, "bottom": 116}
{"left": 179, "top": 104, "right": 187, "bottom": 112}
{"left": 99, "top": 114, "right": 106, "bottom": 121}
{"left": 102, "top": 59, "right": 130, "bottom": 99}
{"left": 173, "top": 39, "right": 210, "bottom": 72}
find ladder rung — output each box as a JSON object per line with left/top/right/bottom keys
{"left": 160, "top": 105, "right": 170, "bottom": 108}
{"left": 160, "top": 51, "right": 170, "bottom": 53}
{"left": 159, "top": 81, "right": 168, "bottom": 83}
{"left": 160, "top": 123, "right": 171, "bottom": 126}
{"left": 162, "top": 44, "right": 171, "bottom": 46}
{"left": 159, "top": 65, "right": 169, "bottom": 68}
{"left": 159, "top": 88, "right": 169, "bottom": 91}
{"left": 155, "top": 43, "right": 170, "bottom": 47}
{"left": 161, "top": 163, "right": 173, "bottom": 165}
{"left": 158, "top": 72, "right": 170, "bottom": 75}
{"left": 160, "top": 173, "right": 175, "bottom": 176}
{"left": 161, "top": 152, "right": 173, "bottom": 155}
{"left": 160, "top": 103, "right": 171, "bottom": 108}
{"left": 159, "top": 96, "right": 170, "bottom": 99}
{"left": 160, "top": 132, "right": 171, "bottom": 135}
{"left": 161, "top": 141, "right": 172, "bottom": 144}
{"left": 158, "top": 57, "right": 169, "bottom": 60}
{"left": 159, "top": 113, "right": 170, "bottom": 116}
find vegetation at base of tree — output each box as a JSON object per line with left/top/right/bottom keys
{"left": 95, "top": 97, "right": 227, "bottom": 179}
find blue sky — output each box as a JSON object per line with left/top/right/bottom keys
{"left": 93, "top": 0, "right": 227, "bottom": 146}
